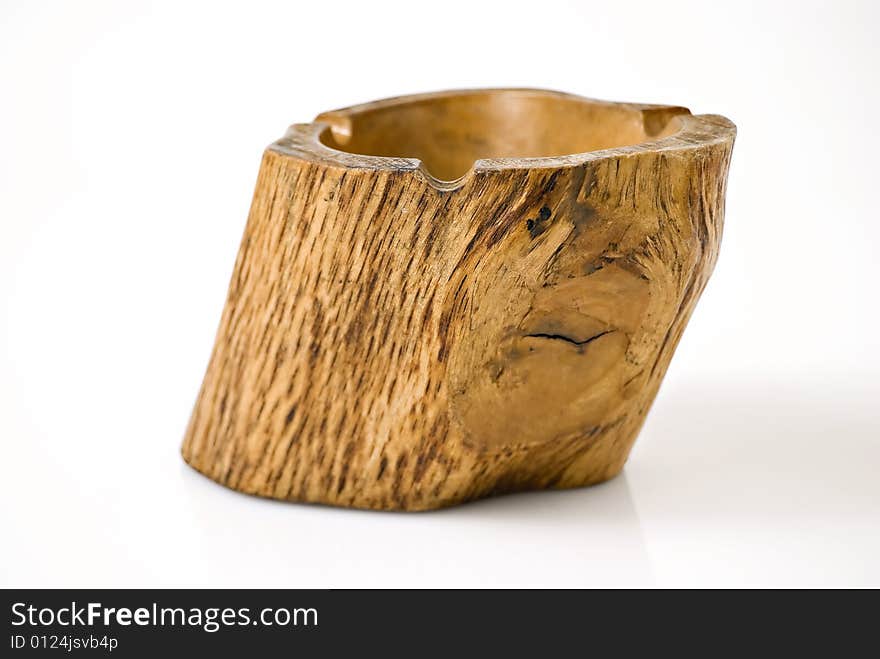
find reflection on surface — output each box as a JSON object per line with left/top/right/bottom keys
{"left": 180, "top": 467, "right": 651, "bottom": 588}
{"left": 445, "top": 475, "right": 652, "bottom": 587}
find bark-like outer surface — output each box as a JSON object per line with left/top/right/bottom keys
{"left": 182, "top": 89, "right": 735, "bottom": 510}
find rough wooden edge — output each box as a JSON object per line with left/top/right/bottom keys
{"left": 269, "top": 88, "right": 735, "bottom": 190}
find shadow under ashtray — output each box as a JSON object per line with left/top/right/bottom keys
{"left": 439, "top": 473, "right": 653, "bottom": 586}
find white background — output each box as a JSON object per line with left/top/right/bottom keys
{"left": 2, "top": 0, "right": 878, "bottom": 587}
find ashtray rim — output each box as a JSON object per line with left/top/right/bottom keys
{"left": 269, "top": 88, "right": 736, "bottom": 191}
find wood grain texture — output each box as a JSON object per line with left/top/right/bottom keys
{"left": 181, "top": 89, "right": 735, "bottom": 510}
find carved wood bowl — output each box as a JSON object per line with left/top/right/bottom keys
{"left": 182, "top": 89, "right": 735, "bottom": 510}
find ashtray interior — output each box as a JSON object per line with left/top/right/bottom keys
{"left": 318, "top": 90, "right": 687, "bottom": 182}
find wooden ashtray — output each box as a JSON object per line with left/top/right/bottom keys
{"left": 182, "top": 89, "right": 735, "bottom": 510}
